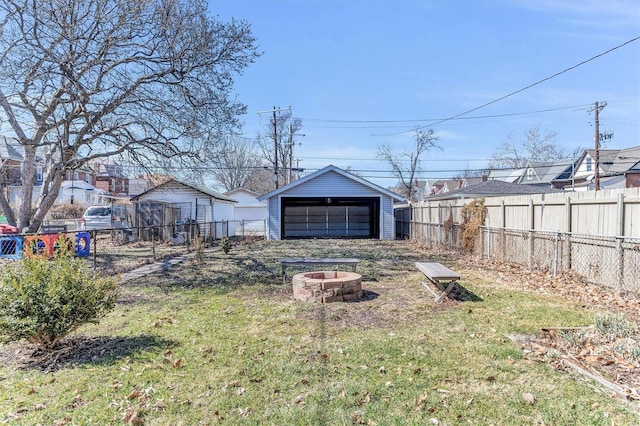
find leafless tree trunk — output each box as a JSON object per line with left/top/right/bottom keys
{"left": 0, "top": 0, "right": 259, "bottom": 232}
{"left": 377, "top": 129, "right": 439, "bottom": 202}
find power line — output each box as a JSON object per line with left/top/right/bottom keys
{"left": 374, "top": 36, "right": 640, "bottom": 137}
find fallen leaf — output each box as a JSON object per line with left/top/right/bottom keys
{"left": 522, "top": 392, "right": 535, "bottom": 404}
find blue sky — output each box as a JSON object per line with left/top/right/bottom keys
{"left": 209, "top": 0, "right": 640, "bottom": 186}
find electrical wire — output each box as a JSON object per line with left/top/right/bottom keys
{"left": 373, "top": 36, "right": 640, "bottom": 137}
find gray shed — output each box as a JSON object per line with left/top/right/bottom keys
{"left": 258, "top": 165, "right": 404, "bottom": 240}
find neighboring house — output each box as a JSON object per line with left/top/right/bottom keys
{"left": 429, "top": 177, "right": 483, "bottom": 196}
{"left": 225, "top": 188, "right": 267, "bottom": 235}
{"left": 56, "top": 180, "right": 109, "bottom": 206}
{"left": 425, "top": 179, "right": 560, "bottom": 201}
{"left": 128, "top": 174, "right": 173, "bottom": 198}
{"left": 518, "top": 160, "right": 576, "bottom": 188}
{"left": 1, "top": 136, "right": 44, "bottom": 206}
{"left": 130, "top": 178, "right": 236, "bottom": 239}
{"left": 258, "top": 165, "right": 404, "bottom": 240}
{"left": 0, "top": 136, "right": 44, "bottom": 186}
{"left": 89, "top": 160, "right": 130, "bottom": 197}
{"left": 558, "top": 146, "right": 640, "bottom": 190}
{"left": 487, "top": 167, "right": 526, "bottom": 183}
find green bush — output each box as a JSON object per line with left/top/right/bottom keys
{"left": 0, "top": 244, "right": 118, "bottom": 350}
{"left": 220, "top": 236, "right": 231, "bottom": 254}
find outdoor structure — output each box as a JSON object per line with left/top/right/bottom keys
{"left": 258, "top": 165, "right": 404, "bottom": 240}
{"left": 225, "top": 188, "right": 267, "bottom": 235}
{"left": 292, "top": 271, "right": 363, "bottom": 303}
{"left": 130, "top": 179, "right": 236, "bottom": 241}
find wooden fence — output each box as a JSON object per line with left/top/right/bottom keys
{"left": 403, "top": 188, "right": 640, "bottom": 296}
{"left": 409, "top": 187, "right": 640, "bottom": 238}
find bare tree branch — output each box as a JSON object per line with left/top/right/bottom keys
{"left": 377, "top": 129, "right": 439, "bottom": 201}
{"left": 490, "top": 125, "right": 567, "bottom": 169}
{"left": 0, "top": 0, "right": 260, "bottom": 231}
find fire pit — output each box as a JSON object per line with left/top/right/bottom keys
{"left": 292, "top": 271, "right": 363, "bottom": 303}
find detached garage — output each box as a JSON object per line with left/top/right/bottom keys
{"left": 258, "top": 165, "right": 404, "bottom": 240}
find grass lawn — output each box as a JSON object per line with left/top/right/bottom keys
{"left": 0, "top": 239, "right": 638, "bottom": 425}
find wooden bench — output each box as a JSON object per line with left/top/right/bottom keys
{"left": 280, "top": 257, "right": 359, "bottom": 282}
{"left": 416, "top": 262, "right": 460, "bottom": 303}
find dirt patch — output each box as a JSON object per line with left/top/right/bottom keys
{"left": 0, "top": 335, "right": 174, "bottom": 372}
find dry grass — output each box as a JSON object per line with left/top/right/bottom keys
{"left": 0, "top": 238, "right": 638, "bottom": 425}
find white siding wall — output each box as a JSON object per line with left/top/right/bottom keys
{"left": 282, "top": 171, "right": 382, "bottom": 197}
{"left": 134, "top": 182, "right": 233, "bottom": 223}
{"left": 381, "top": 195, "right": 394, "bottom": 240}
{"left": 267, "top": 197, "right": 280, "bottom": 240}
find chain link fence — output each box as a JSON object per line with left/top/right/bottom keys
{"left": 411, "top": 221, "right": 640, "bottom": 296}
{"left": 0, "top": 220, "right": 266, "bottom": 276}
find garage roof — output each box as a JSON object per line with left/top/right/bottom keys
{"left": 258, "top": 165, "right": 405, "bottom": 202}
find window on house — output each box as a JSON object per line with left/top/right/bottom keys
{"left": 586, "top": 157, "right": 592, "bottom": 171}
{"left": 527, "top": 168, "right": 534, "bottom": 180}
{"left": 86, "top": 174, "right": 92, "bottom": 184}
{"left": 111, "top": 178, "right": 116, "bottom": 191}
{"left": 73, "top": 171, "right": 79, "bottom": 180}
{"left": 36, "top": 167, "right": 43, "bottom": 183}
{"left": 121, "top": 180, "right": 126, "bottom": 192}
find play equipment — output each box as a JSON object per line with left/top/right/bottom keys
{"left": 75, "top": 232, "right": 91, "bottom": 257}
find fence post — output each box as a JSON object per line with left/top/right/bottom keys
{"left": 553, "top": 232, "right": 560, "bottom": 277}
{"left": 528, "top": 230, "right": 534, "bottom": 271}
{"left": 92, "top": 230, "right": 97, "bottom": 271}
{"left": 562, "top": 232, "right": 571, "bottom": 274}
{"left": 616, "top": 236, "right": 624, "bottom": 293}
{"left": 152, "top": 226, "right": 156, "bottom": 261}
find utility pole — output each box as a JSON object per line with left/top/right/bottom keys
{"left": 288, "top": 124, "right": 293, "bottom": 184}
{"left": 273, "top": 106, "right": 278, "bottom": 189}
{"left": 592, "top": 101, "right": 606, "bottom": 191}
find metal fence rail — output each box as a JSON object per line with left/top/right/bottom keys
{"left": 411, "top": 221, "right": 640, "bottom": 296}
{"left": 0, "top": 220, "right": 266, "bottom": 276}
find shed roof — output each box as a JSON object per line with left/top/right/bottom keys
{"left": 258, "top": 164, "right": 405, "bottom": 202}
{"left": 130, "top": 178, "right": 236, "bottom": 203}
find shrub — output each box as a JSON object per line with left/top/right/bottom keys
{"left": 220, "top": 236, "right": 231, "bottom": 254}
{"left": 0, "top": 240, "right": 118, "bottom": 350}
{"left": 460, "top": 199, "right": 487, "bottom": 252}
{"left": 48, "top": 202, "right": 86, "bottom": 219}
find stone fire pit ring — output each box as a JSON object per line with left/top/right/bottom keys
{"left": 292, "top": 271, "right": 363, "bottom": 303}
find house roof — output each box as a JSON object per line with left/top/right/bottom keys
{"left": 130, "top": 178, "right": 236, "bottom": 203}
{"left": 488, "top": 167, "right": 525, "bottom": 183}
{"left": 584, "top": 146, "right": 640, "bottom": 175}
{"left": 225, "top": 188, "right": 262, "bottom": 197}
{"left": 0, "top": 136, "right": 24, "bottom": 161}
{"left": 426, "top": 179, "right": 560, "bottom": 201}
{"left": 258, "top": 164, "right": 405, "bottom": 202}
{"left": 521, "top": 160, "right": 575, "bottom": 185}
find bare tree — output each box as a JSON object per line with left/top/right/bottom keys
{"left": 256, "top": 110, "right": 303, "bottom": 187}
{"left": 377, "top": 129, "right": 439, "bottom": 201}
{"left": 243, "top": 167, "right": 277, "bottom": 194}
{"left": 0, "top": 0, "right": 259, "bottom": 231}
{"left": 490, "top": 125, "right": 566, "bottom": 169}
{"left": 205, "top": 136, "right": 265, "bottom": 192}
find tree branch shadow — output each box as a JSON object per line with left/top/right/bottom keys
{"left": 0, "top": 334, "right": 176, "bottom": 372}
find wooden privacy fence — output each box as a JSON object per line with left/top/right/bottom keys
{"left": 410, "top": 221, "right": 640, "bottom": 296}
{"left": 411, "top": 187, "right": 640, "bottom": 238}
